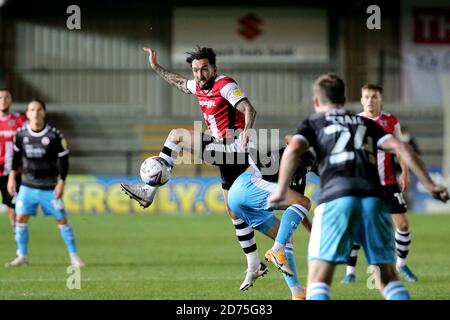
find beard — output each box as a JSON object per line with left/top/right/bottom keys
{"left": 198, "top": 77, "right": 215, "bottom": 90}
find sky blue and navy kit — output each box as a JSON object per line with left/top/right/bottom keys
{"left": 12, "top": 124, "right": 69, "bottom": 219}
{"left": 294, "top": 108, "right": 395, "bottom": 265}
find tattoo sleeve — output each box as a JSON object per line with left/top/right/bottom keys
{"left": 152, "top": 64, "right": 191, "bottom": 94}
{"left": 236, "top": 98, "right": 257, "bottom": 129}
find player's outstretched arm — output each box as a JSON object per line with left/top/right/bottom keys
{"left": 143, "top": 47, "right": 191, "bottom": 94}
{"left": 381, "top": 137, "right": 449, "bottom": 203}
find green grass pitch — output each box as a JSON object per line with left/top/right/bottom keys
{"left": 0, "top": 213, "right": 449, "bottom": 299}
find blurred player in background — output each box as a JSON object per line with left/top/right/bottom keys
{"left": 229, "top": 147, "right": 315, "bottom": 298}
{"left": 121, "top": 46, "right": 266, "bottom": 290}
{"left": 0, "top": 88, "right": 26, "bottom": 232}
{"left": 268, "top": 74, "right": 449, "bottom": 300}
{"left": 5, "top": 99, "right": 84, "bottom": 268}
{"left": 342, "top": 84, "right": 418, "bottom": 284}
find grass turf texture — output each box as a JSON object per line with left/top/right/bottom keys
{"left": 0, "top": 213, "right": 449, "bottom": 300}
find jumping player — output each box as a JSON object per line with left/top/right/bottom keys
{"left": 121, "top": 46, "right": 266, "bottom": 290}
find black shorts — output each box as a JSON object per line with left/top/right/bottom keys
{"left": 0, "top": 174, "right": 21, "bottom": 208}
{"left": 199, "top": 132, "right": 250, "bottom": 190}
{"left": 382, "top": 184, "right": 407, "bottom": 214}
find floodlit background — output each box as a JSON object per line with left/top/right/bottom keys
{"left": 0, "top": 0, "right": 449, "bottom": 300}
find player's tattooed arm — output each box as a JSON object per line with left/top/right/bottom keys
{"left": 143, "top": 47, "right": 190, "bottom": 94}
{"left": 236, "top": 99, "right": 257, "bottom": 129}
{"left": 236, "top": 99, "right": 257, "bottom": 148}
{"left": 152, "top": 64, "right": 190, "bottom": 94}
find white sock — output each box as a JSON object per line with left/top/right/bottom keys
{"left": 246, "top": 251, "right": 260, "bottom": 271}
{"left": 232, "top": 218, "right": 259, "bottom": 271}
{"left": 397, "top": 257, "right": 407, "bottom": 268}
{"left": 159, "top": 140, "right": 181, "bottom": 167}
{"left": 346, "top": 266, "right": 355, "bottom": 275}
{"left": 272, "top": 241, "right": 285, "bottom": 252}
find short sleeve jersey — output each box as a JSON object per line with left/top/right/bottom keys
{"left": 14, "top": 124, "right": 69, "bottom": 189}
{"left": 359, "top": 111, "right": 401, "bottom": 186}
{"left": 294, "top": 108, "right": 391, "bottom": 204}
{"left": 186, "top": 75, "right": 247, "bottom": 140}
{"left": 0, "top": 113, "right": 27, "bottom": 176}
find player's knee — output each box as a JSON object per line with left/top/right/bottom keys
{"left": 225, "top": 205, "right": 240, "bottom": 220}
{"left": 294, "top": 194, "right": 311, "bottom": 211}
{"left": 168, "top": 128, "right": 189, "bottom": 144}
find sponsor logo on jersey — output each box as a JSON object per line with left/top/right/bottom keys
{"left": 199, "top": 100, "right": 216, "bottom": 108}
{"left": 24, "top": 145, "right": 46, "bottom": 158}
{"left": 0, "top": 130, "right": 17, "bottom": 138}
{"left": 8, "top": 120, "right": 16, "bottom": 126}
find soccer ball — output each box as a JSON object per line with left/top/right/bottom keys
{"left": 139, "top": 156, "right": 171, "bottom": 187}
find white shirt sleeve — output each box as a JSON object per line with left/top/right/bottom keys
{"left": 377, "top": 133, "right": 393, "bottom": 147}
{"left": 220, "top": 82, "right": 247, "bottom": 107}
{"left": 186, "top": 79, "right": 197, "bottom": 95}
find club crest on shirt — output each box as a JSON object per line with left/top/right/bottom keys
{"left": 41, "top": 136, "right": 50, "bottom": 146}
{"left": 380, "top": 119, "right": 387, "bottom": 127}
{"left": 8, "top": 120, "right": 16, "bottom": 126}
{"left": 23, "top": 137, "right": 29, "bottom": 144}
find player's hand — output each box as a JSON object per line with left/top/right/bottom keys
{"left": 7, "top": 178, "right": 16, "bottom": 197}
{"left": 143, "top": 47, "right": 157, "bottom": 69}
{"left": 267, "top": 191, "right": 286, "bottom": 209}
{"left": 54, "top": 180, "right": 65, "bottom": 199}
{"left": 430, "top": 185, "right": 449, "bottom": 203}
{"left": 399, "top": 171, "right": 410, "bottom": 192}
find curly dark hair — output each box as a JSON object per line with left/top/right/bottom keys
{"left": 185, "top": 46, "right": 216, "bottom": 66}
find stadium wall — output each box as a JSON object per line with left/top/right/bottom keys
{"left": 1, "top": 174, "right": 447, "bottom": 215}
